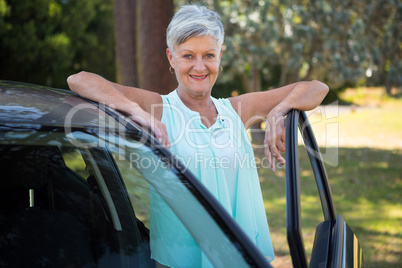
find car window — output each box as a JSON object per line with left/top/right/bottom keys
{"left": 62, "top": 147, "right": 91, "bottom": 179}
{"left": 298, "top": 146, "right": 326, "bottom": 262}
{"left": 107, "top": 134, "right": 254, "bottom": 267}
{"left": 0, "top": 133, "right": 100, "bottom": 267}
{"left": 0, "top": 128, "right": 149, "bottom": 267}
{"left": 0, "top": 126, "right": 257, "bottom": 267}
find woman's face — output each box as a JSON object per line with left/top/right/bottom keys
{"left": 167, "top": 35, "right": 222, "bottom": 98}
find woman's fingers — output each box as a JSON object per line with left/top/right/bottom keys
{"left": 146, "top": 118, "right": 170, "bottom": 149}
{"left": 265, "top": 112, "right": 286, "bottom": 171}
{"left": 265, "top": 125, "right": 279, "bottom": 171}
{"left": 153, "top": 121, "right": 171, "bottom": 149}
{"left": 264, "top": 141, "right": 274, "bottom": 171}
{"left": 130, "top": 110, "right": 171, "bottom": 149}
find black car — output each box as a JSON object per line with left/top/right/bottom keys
{"left": 0, "top": 80, "right": 363, "bottom": 267}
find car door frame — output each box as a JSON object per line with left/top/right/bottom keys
{"left": 285, "top": 109, "right": 364, "bottom": 268}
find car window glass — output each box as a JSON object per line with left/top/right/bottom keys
{"left": 0, "top": 137, "right": 103, "bottom": 267}
{"left": 0, "top": 127, "right": 256, "bottom": 267}
{"left": 299, "top": 146, "right": 324, "bottom": 263}
{"left": 0, "top": 129, "right": 151, "bottom": 267}
{"left": 109, "top": 139, "right": 252, "bottom": 268}
{"left": 61, "top": 147, "right": 91, "bottom": 178}
{"left": 297, "top": 114, "right": 333, "bottom": 265}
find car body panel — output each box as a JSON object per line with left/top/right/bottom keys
{"left": 0, "top": 80, "right": 108, "bottom": 128}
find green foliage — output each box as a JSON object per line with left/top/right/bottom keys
{"left": 0, "top": 0, "right": 115, "bottom": 89}
{"left": 176, "top": 0, "right": 401, "bottom": 96}
{"left": 364, "top": 1, "right": 401, "bottom": 96}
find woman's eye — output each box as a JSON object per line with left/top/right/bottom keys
{"left": 183, "top": 54, "right": 192, "bottom": 59}
{"left": 206, "top": 54, "right": 215, "bottom": 58}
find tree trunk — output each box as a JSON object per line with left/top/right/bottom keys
{"left": 114, "top": 0, "right": 137, "bottom": 86}
{"left": 139, "top": 0, "right": 176, "bottom": 94}
{"left": 279, "top": 63, "right": 287, "bottom": 87}
{"left": 286, "top": 69, "right": 300, "bottom": 85}
{"left": 302, "top": 63, "right": 315, "bottom": 81}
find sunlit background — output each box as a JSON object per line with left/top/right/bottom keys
{"left": 1, "top": 0, "right": 400, "bottom": 267}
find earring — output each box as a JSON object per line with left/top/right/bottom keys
{"left": 220, "top": 66, "right": 223, "bottom": 72}
{"left": 169, "top": 66, "right": 175, "bottom": 74}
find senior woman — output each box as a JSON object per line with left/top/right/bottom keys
{"left": 68, "top": 5, "right": 328, "bottom": 267}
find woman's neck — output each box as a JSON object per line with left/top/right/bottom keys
{"left": 176, "top": 87, "right": 218, "bottom": 128}
{"left": 176, "top": 88, "right": 214, "bottom": 112}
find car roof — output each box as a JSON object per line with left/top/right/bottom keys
{"left": 0, "top": 80, "right": 124, "bottom": 129}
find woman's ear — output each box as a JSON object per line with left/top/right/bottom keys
{"left": 166, "top": 48, "right": 174, "bottom": 68}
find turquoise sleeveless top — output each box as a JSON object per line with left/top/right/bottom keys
{"left": 150, "top": 90, "right": 275, "bottom": 267}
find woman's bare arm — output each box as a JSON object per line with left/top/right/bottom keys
{"left": 67, "top": 71, "right": 170, "bottom": 148}
{"left": 229, "top": 80, "right": 329, "bottom": 171}
{"left": 67, "top": 71, "right": 162, "bottom": 118}
{"left": 229, "top": 80, "right": 329, "bottom": 127}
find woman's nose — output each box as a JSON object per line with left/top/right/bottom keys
{"left": 193, "top": 56, "right": 206, "bottom": 72}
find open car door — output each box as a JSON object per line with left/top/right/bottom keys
{"left": 285, "top": 109, "right": 364, "bottom": 268}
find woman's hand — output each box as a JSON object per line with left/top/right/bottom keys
{"left": 264, "top": 108, "right": 287, "bottom": 171}
{"left": 130, "top": 104, "right": 171, "bottom": 149}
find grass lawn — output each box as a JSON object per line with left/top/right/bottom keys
{"left": 258, "top": 88, "right": 402, "bottom": 267}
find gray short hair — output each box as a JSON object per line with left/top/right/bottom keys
{"left": 166, "top": 5, "right": 224, "bottom": 52}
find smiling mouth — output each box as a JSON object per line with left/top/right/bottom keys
{"left": 190, "top": 75, "right": 208, "bottom": 80}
